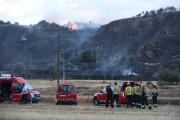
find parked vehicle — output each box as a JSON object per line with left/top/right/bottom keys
{"left": 55, "top": 83, "right": 79, "bottom": 105}
{"left": 93, "top": 81, "right": 142, "bottom": 105}
{"left": 0, "top": 74, "right": 41, "bottom": 103}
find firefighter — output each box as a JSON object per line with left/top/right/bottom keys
{"left": 133, "top": 82, "right": 139, "bottom": 108}
{"left": 152, "top": 84, "right": 158, "bottom": 108}
{"left": 113, "top": 82, "right": 119, "bottom": 107}
{"left": 106, "top": 82, "right": 113, "bottom": 108}
{"left": 138, "top": 82, "right": 142, "bottom": 109}
{"left": 125, "top": 82, "right": 133, "bottom": 108}
{"left": 141, "top": 84, "right": 152, "bottom": 109}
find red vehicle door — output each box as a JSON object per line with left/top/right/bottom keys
{"left": 99, "top": 87, "right": 107, "bottom": 103}
{"left": 66, "top": 85, "right": 76, "bottom": 100}
{"left": 12, "top": 83, "right": 22, "bottom": 101}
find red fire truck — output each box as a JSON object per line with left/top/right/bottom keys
{"left": 0, "top": 74, "right": 41, "bottom": 103}
{"left": 93, "top": 81, "right": 142, "bottom": 105}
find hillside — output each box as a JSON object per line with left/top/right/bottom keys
{"left": 82, "top": 12, "right": 180, "bottom": 78}
{"left": 0, "top": 21, "right": 98, "bottom": 70}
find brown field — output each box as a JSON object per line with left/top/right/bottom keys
{"left": 0, "top": 79, "right": 180, "bottom": 120}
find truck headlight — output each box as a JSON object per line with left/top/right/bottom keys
{"left": 30, "top": 93, "right": 34, "bottom": 97}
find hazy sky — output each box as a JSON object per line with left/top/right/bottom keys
{"left": 0, "top": 0, "right": 180, "bottom": 25}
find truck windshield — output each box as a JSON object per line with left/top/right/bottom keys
{"left": 24, "top": 84, "right": 34, "bottom": 90}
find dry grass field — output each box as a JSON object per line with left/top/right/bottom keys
{"left": 0, "top": 79, "right": 180, "bottom": 120}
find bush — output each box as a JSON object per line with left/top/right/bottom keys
{"left": 88, "top": 78, "right": 91, "bottom": 80}
{"left": 156, "top": 69, "right": 180, "bottom": 86}
{"left": 146, "top": 79, "right": 153, "bottom": 87}
{"left": 157, "top": 80, "right": 167, "bottom": 87}
{"left": 102, "top": 80, "right": 107, "bottom": 84}
{"left": 50, "top": 78, "right": 53, "bottom": 81}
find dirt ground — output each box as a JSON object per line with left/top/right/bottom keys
{"left": 0, "top": 79, "right": 180, "bottom": 120}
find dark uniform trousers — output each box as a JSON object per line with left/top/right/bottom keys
{"left": 106, "top": 94, "right": 113, "bottom": 108}
{"left": 113, "top": 94, "right": 119, "bottom": 107}
{"left": 22, "top": 94, "right": 28, "bottom": 103}
{"left": 153, "top": 96, "right": 157, "bottom": 105}
{"left": 133, "top": 94, "right": 138, "bottom": 106}
{"left": 141, "top": 96, "right": 149, "bottom": 108}
{"left": 127, "top": 95, "right": 133, "bottom": 108}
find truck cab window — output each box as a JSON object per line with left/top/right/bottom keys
{"left": 13, "top": 84, "right": 22, "bottom": 93}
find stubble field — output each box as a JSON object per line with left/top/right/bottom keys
{"left": 0, "top": 79, "right": 180, "bottom": 120}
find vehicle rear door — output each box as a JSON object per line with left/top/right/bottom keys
{"left": 66, "top": 85, "right": 76, "bottom": 100}
{"left": 12, "top": 84, "right": 22, "bottom": 101}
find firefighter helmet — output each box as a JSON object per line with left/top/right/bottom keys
{"left": 138, "top": 82, "right": 141, "bottom": 85}
{"left": 153, "top": 84, "right": 156, "bottom": 87}
{"left": 135, "top": 82, "right": 138, "bottom": 85}
{"left": 127, "top": 82, "right": 130, "bottom": 85}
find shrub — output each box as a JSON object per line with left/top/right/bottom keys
{"left": 157, "top": 80, "right": 167, "bottom": 87}
{"left": 102, "top": 80, "right": 107, "bottom": 84}
{"left": 156, "top": 69, "right": 180, "bottom": 86}
{"left": 146, "top": 79, "right": 153, "bottom": 87}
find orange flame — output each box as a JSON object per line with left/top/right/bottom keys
{"left": 69, "top": 27, "right": 74, "bottom": 31}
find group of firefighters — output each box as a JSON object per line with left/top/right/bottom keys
{"left": 106, "top": 82, "right": 158, "bottom": 109}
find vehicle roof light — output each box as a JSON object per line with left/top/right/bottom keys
{"left": 1, "top": 74, "right": 11, "bottom": 77}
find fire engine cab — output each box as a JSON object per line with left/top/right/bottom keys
{"left": 0, "top": 74, "right": 41, "bottom": 103}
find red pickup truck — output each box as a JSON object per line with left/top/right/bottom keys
{"left": 93, "top": 81, "right": 141, "bottom": 105}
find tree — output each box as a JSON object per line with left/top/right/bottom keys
{"left": 80, "top": 41, "right": 89, "bottom": 50}
{"left": 15, "top": 62, "right": 24, "bottom": 75}
{"left": 7, "top": 21, "right": 11, "bottom": 24}
{"left": 129, "top": 56, "right": 135, "bottom": 64}
{"left": 144, "top": 11, "right": 149, "bottom": 17}
{"left": 81, "top": 50, "right": 95, "bottom": 63}
{"left": 156, "top": 70, "right": 180, "bottom": 86}
{"left": 35, "top": 60, "right": 48, "bottom": 69}
{"left": 66, "top": 64, "right": 74, "bottom": 70}
{"left": 47, "top": 63, "right": 56, "bottom": 79}
{"left": 121, "top": 56, "right": 126, "bottom": 63}
{"left": 14, "top": 22, "right": 19, "bottom": 25}
{"left": 47, "top": 63, "right": 56, "bottom": 74}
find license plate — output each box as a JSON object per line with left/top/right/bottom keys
{"left": 59, "top": 95, "right": 66, "bottom": 97}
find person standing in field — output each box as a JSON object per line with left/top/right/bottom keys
{"left": 133, "top": 82, "right": 139, "bottom": 108}
{"left": 138, "top": 82, "right": 142, "bottom": 109}
{"left": 113, "top": 82, "right": 119, "bottom": 107}
{"left": 152, "top": 84, "right": 158, "bottom": 108}
{"left": 125, "top": 82, "right": 133, "bottom": 108}
{"left": 106, "top": 82, "right": 113, "bottom": 108}
{"left": 141, "top": 84, "right": 152, "bottom": 109}
{"left": 22, "top": 83, "right": 28, "bottom": 104}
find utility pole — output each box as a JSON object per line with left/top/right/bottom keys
{"left": 57, "top": 34, "right": 60, "bottom": 87}
{"left": 63, "top": 49, "right": 65, "bottom": 83}
{"left": 124, "top": 49, "right": 125, "bottom": 80}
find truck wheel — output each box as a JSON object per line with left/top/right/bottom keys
{"left": 74, "top": 102, "right": 78, "bottom": 105}
{"left": 94, "top": 98, "right": 99, "bottom": 105}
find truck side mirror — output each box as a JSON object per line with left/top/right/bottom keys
{"left": 77, "top": 90, "right": 79, "bottom": 93}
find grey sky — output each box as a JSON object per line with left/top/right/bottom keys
{"left": 0, "top": 0, "right": 179, "bottom": 25}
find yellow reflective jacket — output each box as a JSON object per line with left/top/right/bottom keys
{"left": 141, "top": 87, "right": 149, "bottom": 97}
{"left": 133, "top": 86, "right": 139, "bottom": 95}
{"left": 113, "top": 86, "right": 119, "bottom": 95}
{"left": 125, "top": 86, "right": 133, "bottom": 95}
{"left": 152, "top": 88, "right": 158, "bottom": 96}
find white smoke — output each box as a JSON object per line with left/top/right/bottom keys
{"left": 21, "top": 36, "right": 27, "bottom": 41}
{"left": 122, "top": 69, "right": 139, "bottom": 76}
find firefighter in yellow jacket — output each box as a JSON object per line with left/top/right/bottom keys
{"left": 113, "top": 82, "right": 119, "bottom": 107}
{"left": 125, "top": 82, "right": 133, "bottom": 108}
{"left": 133, "top": 82, "right": 139, "bottom": 108}
{"left": 152, "top": 84, "right": 158, "bottom": 108}
{"left": 141, "top": 84, "right": 152, "bottom": 109}
{"left": 137, "top": 82, "right": 142, "bottom": 109}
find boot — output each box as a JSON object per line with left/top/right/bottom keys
{"left": 149, "top": 106, "right": 152, "bottom": 110}
{"left": 139, "top": 105, "right": 141, "bottom": 109}
{"left": 136, "top": 105, "right": 138, "bottom": 108}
